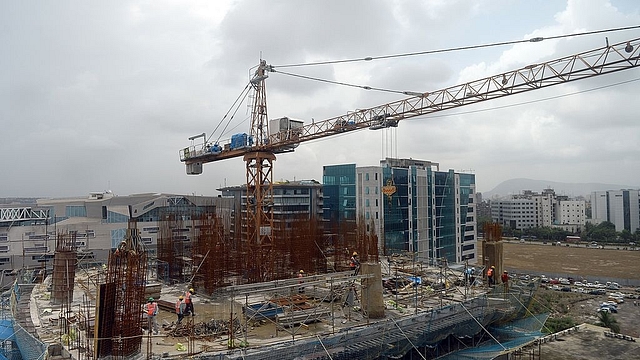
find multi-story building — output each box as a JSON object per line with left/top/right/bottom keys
{"left": 219, "top": 179, "right": 324, "bottom": 236}
{"left": 531, "top": 188, "right": 556, "bottom": 227}
{"left": 558, "top": 200, "right": 586, "bottom": 226}
{"left": 490, "top": 198, "right": 536, "bottom": 230}
{"left": 591, "top": 189, "right": 640, "bottom": 232}
{"left": 0, "top": 192, "right": 230, "bottom": 285}
{"left": 324, "top": 158, "right": 477, "bottom": 265}
{"left": 491, "top": 188, "right": 586, "bottom": 232}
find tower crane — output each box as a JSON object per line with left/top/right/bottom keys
{"left": 180, "top": 37, "right": 640, "bottom": 281}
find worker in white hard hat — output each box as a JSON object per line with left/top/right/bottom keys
{"left": 298, "top": 269, "right": 305, "bottom": 293}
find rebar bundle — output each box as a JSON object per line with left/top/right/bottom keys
{"left": 95, "top": 219, "right": 148, "bottom": 358}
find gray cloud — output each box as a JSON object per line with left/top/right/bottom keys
{"left": 2, "top": 0, "right": 639, "bottom": 198}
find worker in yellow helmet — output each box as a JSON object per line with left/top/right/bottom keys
{"left": 184, "top": 288, "right": 195, "bottom": 316}
{"left": 350, "top": 251, "right": 360, "bottom": 276}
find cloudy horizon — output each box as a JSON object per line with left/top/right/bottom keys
{"left": 3, "top": 0, "right": 640, "bottom": 198}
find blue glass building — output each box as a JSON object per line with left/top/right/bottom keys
{"left": 324, "top": 159, "right": 477, "bottom": 265}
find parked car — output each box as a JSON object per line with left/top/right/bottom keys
{"left": 608, "top": 296, "right": 624, "bottom": 304}
{"left": 601, "top": 301, "right": 618, "bottom": 308}
{"left": 600, "top": 305, "right": 618, "bottom": 313}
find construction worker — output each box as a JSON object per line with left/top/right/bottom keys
{"left": 298, "top": 270, "right": 305, "bottom": 293}
{"left": 350, "top": 252, "right": 360, "bottom": 276}
{"left": 184, "top": 288, "right": 195, "bottom": 316}
{"left": 145, "top": 297, "right": 159, "bottom": 335}
{"left": 175, "top": 295, "right": 185, "bottom": 324}
{"left": 501, "top": 270, "right": 510, "bottom": 295}
{"left": 487, "top": 266, "right": 495, "bottom": 287}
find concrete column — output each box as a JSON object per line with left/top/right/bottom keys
{"left": 361, "top": 263, "right": 384, "bottom": 319}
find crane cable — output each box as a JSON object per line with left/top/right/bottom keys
{"left": 208, "top": 25, "right": 640, "bottom": 142}
{"left": 270, "top": 25, "right": 640, "bottom": 96}
{"left": 272, "top": 25, "right": 640, "bottom": 68}
{"left": 207, "top": 83, "right": 252, "bottom": 145}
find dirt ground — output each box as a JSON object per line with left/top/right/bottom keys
{"left": 501, "top": 241, "right": 640, "bottom": 280}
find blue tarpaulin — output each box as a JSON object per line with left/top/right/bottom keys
{"left": 0, "top": 319, "right": 14, "bottom": 341}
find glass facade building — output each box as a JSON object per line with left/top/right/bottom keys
{"left": 322, "top": 164, "right": 357, "bottom": 226}
{"left": 325, "top": 159, "right": 477, "bottom": 265}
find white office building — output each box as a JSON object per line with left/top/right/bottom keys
{"left": 591, "top": 190, "right": 640, "bottom": 232}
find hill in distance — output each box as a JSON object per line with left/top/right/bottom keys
{"left": 481, "top": 178, "right": 640, "bottom": 199}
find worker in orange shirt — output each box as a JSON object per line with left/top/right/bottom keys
{"left": 175, "top": 295, "right": 185, "bottom": 324}
{"left": 145, "top": 297, "right": 159, "bottom": 335}
{"left": 184, "top": 288, "right": 195, "bottom": 316}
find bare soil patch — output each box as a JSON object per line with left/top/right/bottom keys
{"left": 500, "top": 241, "right": 640, "bottom": 280}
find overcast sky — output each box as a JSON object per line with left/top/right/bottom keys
{"left": 3, "top": 0, "right": 640, "bottom": 198}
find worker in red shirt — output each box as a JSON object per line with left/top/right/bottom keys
{"left": 487, "top": 266, "right": 495, "bottom": 287}
{"left": 350, "top": 252, "right": 360, "bottom": 276}
{"left": 501, "top": 270, "right": 510, "bottom": 295}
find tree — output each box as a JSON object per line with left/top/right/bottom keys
{"left": 595, "top": 310, "right": 620, "bottom": 333}
{"left": 585, "top": 221, "right": 617, "bottom": 243}
{"left": 619, "top": 229, "right": 632, "bottom": 243}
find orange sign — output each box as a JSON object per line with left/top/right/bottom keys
{"left": 382, "top": 179, "right": 396, "bottom": 197}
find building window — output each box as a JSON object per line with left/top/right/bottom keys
{"left": 65, "top": 205, "right": 87, "bottom": 218}
{"left": 366, "top": 199, "right": 370, "bottom": 207}
{"left": 365, "top": 187, "right": 370, "bottom": 195}
{"left": 365, "top": 173, "right": 370, "bottom": 181}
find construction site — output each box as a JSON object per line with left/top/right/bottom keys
{"left": 2, "top": 215, "right": 552, "bottom": 360}
{"left": 3, "top": 35, "right": 639, "bottom": 360}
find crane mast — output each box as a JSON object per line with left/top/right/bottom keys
{"left": 180, "top": 36, "right": 640, "bottom": 282}
{"left": 244, "top": 60, "right": 276, "bottom": 282}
